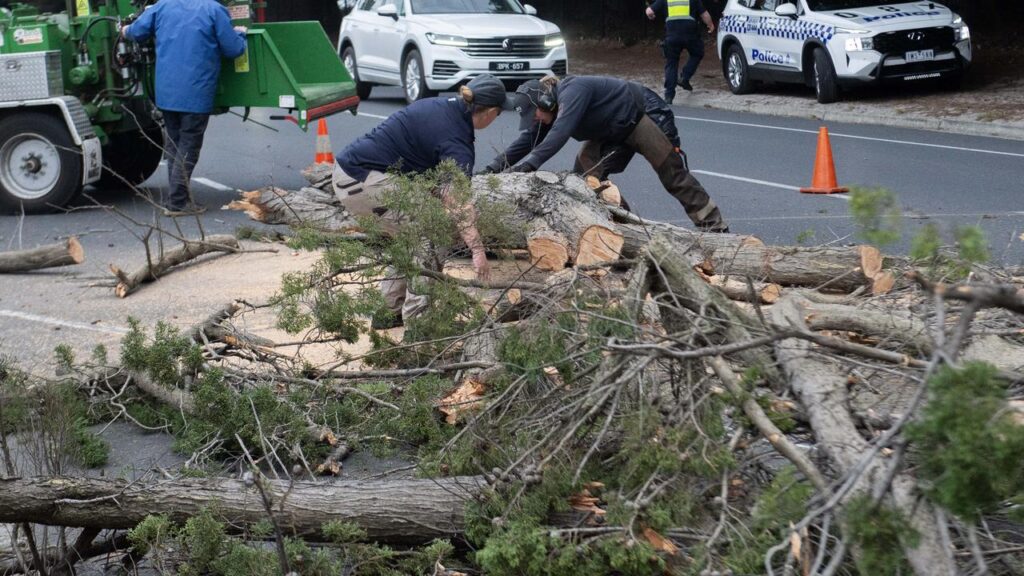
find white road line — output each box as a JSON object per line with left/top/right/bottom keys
{"left": 692, "top": 169, "right": 850, "bottom": 201}
{"left": 357, "top": 112, "right": 389, "bottom": 120}
{"left": 675, "top": 115, "right": 1024, "bottom": 158}
{"left": 0, "top": 310, "right": 129, "bottom": 335}
{"left": 193, "top": 177, "right": 234, "bottom": 192}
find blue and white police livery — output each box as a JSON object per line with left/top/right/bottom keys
{"left": 716, "top": 0, "right": 972, "bottom": 103}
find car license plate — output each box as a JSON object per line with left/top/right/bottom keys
{"left": 489, "top": 62, "right": 529, "bottom": 72}
{"left": 905, "top": 49, "right": 935, "bottom": 63}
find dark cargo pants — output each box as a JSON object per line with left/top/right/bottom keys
{"left": 162, "top": 110, "right": 210, "bottom": 210}
{"left": 574, "top": 114, "right": 727, "bottom": 232}
{"left": 663, "top": 32, "right": 705, "bottom": 101}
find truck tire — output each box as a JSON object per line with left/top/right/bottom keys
{"left": 96, "top": 128, "right": 165, "bottom": 189}
{"left": 0, "top": 112, "right": 82, "bottom": 214}
{"left": 812, "top": 47, "right": 839, "bottom": 104}
{"left": 725, "top": 44, "right": 755, "bottom": 95}
{"left": 342, "top": 46, "right": 373, "bottom": 101}
{"left": 402, "top": 49, "right": 435, "bottom": 105}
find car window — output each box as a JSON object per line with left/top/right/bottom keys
{"left": 806, "top": 0, "right": 894, "bottom": 9}
{"left": 359, "top": 0, "right": 380, "bottom": 11}
{"left": 752, "top": 0, "right": 796, "bottom": 11}
{"left": 411, "top": 0, "right": 524, "bottom": 15}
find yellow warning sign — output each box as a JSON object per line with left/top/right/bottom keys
{"left": 234, "top": 48, "right": 250, "bottom": 73}
{"left": 76, "top": 0, "right": 91, "bottom": 16}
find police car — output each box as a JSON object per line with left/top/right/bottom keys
{"left": 717, "top": 1, "right": 972, "bottom": 103}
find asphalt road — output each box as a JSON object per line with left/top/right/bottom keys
{"left": 2, "top": 88, "right": 1022, "bottom": 369}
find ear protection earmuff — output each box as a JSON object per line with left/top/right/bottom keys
{"left": 517, "top": 79, "right": 558, "bottom": 112}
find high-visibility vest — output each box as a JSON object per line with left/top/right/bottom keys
{"left": 666, "top": 0, "right": 693, "bottom": 21}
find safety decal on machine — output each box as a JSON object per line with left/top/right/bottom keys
{"left": 235, "top": 49, "right": 250, "bottom": 73}
{"left": 13, "top": 28, "right": 44, "bottom": 45}
{"left": 229, "top": 5, "right": 251, "bottom": 20}
{"left": 279, "top": 95, "right": 296, "bottom": 109}
{"left": 76, "top": 0, "right": 91, "bottom": 16}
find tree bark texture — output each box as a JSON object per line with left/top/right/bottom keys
{"left": 0, "top": 237, "right": 83, "bottom": 273}
{"left": 0, "top": 476, "right": 482, "bottom": 545}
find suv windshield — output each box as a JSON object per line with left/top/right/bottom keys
{"left": 807, "top": 0, "right": 891, "bottom": 9}
{"left": 411, "top": 0, "right": 523, "bottom": 14}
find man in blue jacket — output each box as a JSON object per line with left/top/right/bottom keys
{"left": 124, "top": 0, "right": 247, "bottom": 216}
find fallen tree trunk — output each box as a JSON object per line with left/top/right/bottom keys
{"left": 0, "top": 237, "right": 84, "bottom": 273}
{"left": 109, "top": 235, "right": 240, "bottom": 298}
{"left": 228, "top": 187, "right": 358, "bottom": 231}
{"left": 0, "top": 476, "right": 481, "bottom": 544}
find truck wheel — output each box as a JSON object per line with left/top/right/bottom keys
{"left": 0, "top": 112, "right": 82, "bottom": 214}
{"left": 812, "top": 47, "right": 839, "bottom": 104}
{"left": 725, "top": 44, "right": 754, "bottom": 95}
{"left": 402, "top": 49, "right": 435, "bottom": 105}
{"left": 96, "top": 128, "right": 165, "bottom": 189}
{"left": 342, "top": 46, "right": 373, "bottom": 101}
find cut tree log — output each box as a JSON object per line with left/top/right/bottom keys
{"left": 109, "top": 235, "right": 240, "bottom": 298}
{"left": 229, "top": 187, "right": 358, "bottom": 231}
{"left": 0, "top": 476, "right": 482, "bottom": 544}
{"left": 0, "top": 237, "right": 84, "bottom": 273}
{"left": 708, "top": 275, "right": 782, "bottom": 305}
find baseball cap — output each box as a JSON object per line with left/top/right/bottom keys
{"left": 509, "top": 79, "right": 544, "bottom": 131}
{"left": 466, "top": 74, "right": 513, "bottom": 109}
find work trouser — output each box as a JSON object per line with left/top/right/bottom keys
{"left": 662, "top": 31, "right": 705, "bottom": 99}
{"left": 332, "top": 165, "right": 432, "bottom": 320}
{"left": 162, "top": 111, "right": 210, "bottom": 210}
{"left": 574, "top": 115, "right": 727, "bottom": 232}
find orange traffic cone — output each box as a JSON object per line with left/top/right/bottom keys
{"left": 315, "top": 118, "right": 333, "bottom": 165}
{"left": 800, "top": 127, "right": 848, "bottom": 194}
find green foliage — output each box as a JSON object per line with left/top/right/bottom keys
{"left": 907, "top": 362, "right": 1024, "bottom": 520}
{"left": 498, "top": 320, "right": 571, "bottom": 381}
{"left": 71, "top": 421, "right": 109, "bottom": 468}
{"left": 723, "top": 467, "right": 813, "bottom": 573}
{"left": 179, "top": 510, "right": 228, "bottom": 576}
{"left": 910, "top": 223, "right": 942, "bottom": 263}
{"left": 374, "top": 375, "right": 455, "bottom": 458}
{"left": 475, "top": 520, "right": 666, "bottom": 576}
{"left": 54, "top": 344, "right": 75, "bottom": 373}
{"left": 849, "top": 186, "right": 902, "bottom": 247}
{"left": 954, "top": 225, "right": 990, "bottom": 265}
{"left": 844, "top": 495, "right": 918, "bottom": 576}
{"left": 322, "top": 520, "right": 367, "bottom": 543}
{"left": 795, "top": 228, "right": 817, "bottom": 245}
{"left": 91, "top": 343, "right": 108, "bottom": 365}
{"left": 0, "top": 358, "right": 30, "bottom": 434}
{"left": 128, "top": 514, "right": 173, "bottom": 555}
{"left": 120, "top": 318, "right": 203, "bottom": 386}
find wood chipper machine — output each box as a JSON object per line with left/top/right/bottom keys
{"left": 0, "top": 0, "right": 359, "bottom": 212}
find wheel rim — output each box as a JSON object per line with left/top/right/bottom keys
{"left": 405, "top": 58, "right": 421, "bottom": 101}
{"left": 728, "top": 52, "right": 744, "bottom": 89}
{"left": 0, "top": 133, "right": 61, "bottom": 200}
{"left": 343, "top": 51, "right": 358, "bottom": 82}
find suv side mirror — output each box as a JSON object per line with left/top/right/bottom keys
{"left": 377, "top": 4, "right": 399, "bottom": 19}
{"left": 523, "top": 4, "right": 537, "bottom": 15}
{"left": 775, "top": 3, "right": 798, "bottom": 18}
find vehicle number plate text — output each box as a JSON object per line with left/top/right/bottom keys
{"left": 905, "top": 49, "right": 935, "bottom": 63}
{"left": 490, "top": 62, "right": 529, "bottom": 72}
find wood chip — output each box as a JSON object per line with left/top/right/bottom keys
{"left": 437, "top": 380, "right": 487, "bottom": 425}
{"left": 641, "top": 527, "right": 678, "bottom": 555}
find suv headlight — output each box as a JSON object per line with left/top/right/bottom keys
{"left": 955, "top": 24, "right": 970, "bottom": 41}
{"left": 838, "top": 28, "right": 873, "bottom": 51}
{"left": 425, "top": 33, "right": 468, "bottom": 47}
{"left": 544, "top": 34, "right": 564, "bottom": 48}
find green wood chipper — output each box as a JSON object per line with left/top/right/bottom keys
{"left": 0, "top": 0, "right": 358, "bottom": 212}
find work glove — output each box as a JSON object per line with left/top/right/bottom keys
{"left": 508, "top": 163, "right": 535, "bottom": 174}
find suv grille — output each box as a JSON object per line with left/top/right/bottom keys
{"left": 462, "top": 36, "right": 549, "bottom": 59}
{"left": 432, "top": 60, "right": 460, "bottom": 78}
{"left": 873, "top": 27, "right": 955, "bottom": 55}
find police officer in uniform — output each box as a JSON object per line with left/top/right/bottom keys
{"left": 482, "top": 76, "right": 728, "bottom": 233}
{"left": 646, "top": 0, "right": 715, "bottom": 102}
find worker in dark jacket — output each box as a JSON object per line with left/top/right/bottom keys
{"left": 124, "top": 0, "right": 247, "bottom": 216}
{"left": 646, "top": 0, "right": 715, "bottom": 102}
{"left": 334, "top": 74, "right": 511, "bottom": 326}
{"left": 482, "top": 75, "right": 728, "bottom": 233}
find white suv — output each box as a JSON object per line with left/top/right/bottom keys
{"left": 338, "top": 0, "right": 568, "bottom": 104}
{"left": 717, "top": 0, "right": 972, "bottom": 103}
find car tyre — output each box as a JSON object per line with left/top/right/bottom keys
{"left": 812, "top": 47, "right": 839, "bottom": 104}
{"left": 0, "top": 112, "right": 82, "bottom": 214}
{"left": 724, "top": 44, "right": 754, "bottom": 95}
{"left": 96, "top": 127, "right": 164, "bottom": 189}
{"left": 342, "top": 45, "right": 373, "bottom": 101}
{"left": 402, "top": 49, "right": 436, "bottom": 105}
